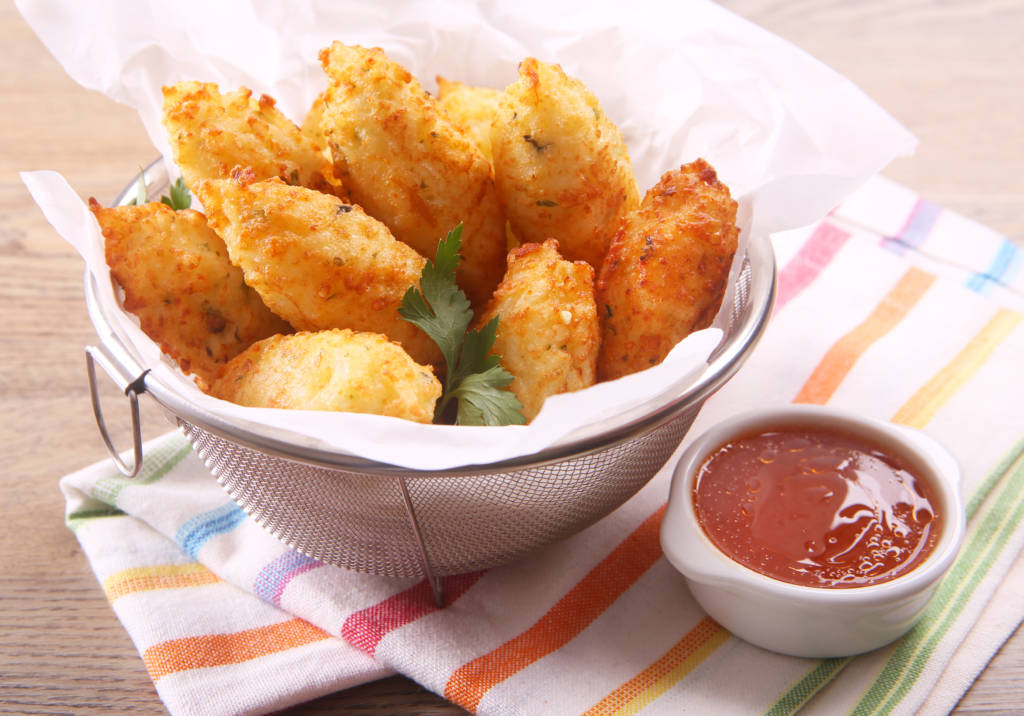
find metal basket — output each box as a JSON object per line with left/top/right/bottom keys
{"left": 84, "top": 160, "right": 776, "bottom": 604}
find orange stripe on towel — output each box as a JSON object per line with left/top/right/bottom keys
{"left": 794, "top": 267, "right": 935, "bottom": 405}
{"left": 103, "top": 564, "right": 220, "bottom": 601}
{"left": 143, "top": 618, "right": 330, "bottom": 681}
{"left": 583, "top": 617, "right": 730, "bottom": 716}
{"left": 444, "top": 505, "right": 667, "bottom": 711}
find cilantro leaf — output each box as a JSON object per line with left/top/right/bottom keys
{"left": 399, "top": 224, "right": 525, "bottom": 426}
{"left": 399, "top": 225, "right": 472, "bottom": 372}
{"left": 161, "top": 176, "right": 192, "bottom": 210}
{"left": 451, "top": 364, "right": 523, "bottom": 426}
{"left": 124, "top": 169, "right": 191, "bottom": 210}
{"left": 452, "top": 316, "right": 502, "bottom": 386}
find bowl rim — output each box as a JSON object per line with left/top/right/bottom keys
{"left": 661, "top": 404, "right": 967, "bottom": 606}
{"left": 86, "top": 158, "right": 778, "bottom": 475}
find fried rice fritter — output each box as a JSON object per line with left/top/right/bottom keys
{"left": 316, "top": 43, "right": 507, "bottom": 310}
{"left": 90, "top": 199, "right": 292, "bottom": 388}
{"left": 436, "top": 76, "right": 503, "bottom": 166}
{"left": 300, "top": 92, "right": 330, "bottom": 157}
{"left": 596, "top": 159, "right": 739, "bottom": 381}
{"left": 490, "top": 58, "right": 639, "bottom": 271}
{"left": 162, "top": 81, "right": 347, "bottom": 200}
{"left": 209, "top": 329, "right": 441, "bottom": 423}
{"left": 477, "top": 239, "right": 598, "bottom": 421}
{"left": 195, "top": 169, "right": 441, "bottom": 367}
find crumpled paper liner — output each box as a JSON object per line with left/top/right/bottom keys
{"left": 18, "top": 0, "right": 916, "bottom": 469}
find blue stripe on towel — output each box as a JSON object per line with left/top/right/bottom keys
{"left": 967, "top": 238, "right": 1022, "bottom": 295}
{"left": 253, "top": 551, "right": 324, "bottom": 605}
{"left": 175, "top": 503, "right": 247, "bottom": 559}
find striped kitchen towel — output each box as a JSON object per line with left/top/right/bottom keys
{"left": 62, "top": 177, "right": 1024, "bottom": 715}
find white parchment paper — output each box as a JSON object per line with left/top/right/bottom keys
{"left": 18, "top": 0, "right": 917, "bottom": 469}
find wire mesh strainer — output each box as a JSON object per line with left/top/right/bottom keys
{"left": 84, "top": 160, "right": 775, "bottom": 604}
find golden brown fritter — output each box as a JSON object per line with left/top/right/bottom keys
{"left": 209, "top": 329, "right": 441, "bottom": 423}
{"left": 596, "top": 159, "right": 739, "bottom": 381}
{"left": 90, "top": 199, "right": 292, "bottom": 387}
{"left": 478, "top": 239, "right": 598, "bottom": 421}
{"left": 300, "top": 91, "right": 330, "bottom": 156}
{"left": 316, "top": 43, "right": 506, "bottom": 310}
{"left": 195, "top": 169, "right": 441, "bottom": 367}
{"left": 490, "top": 58, "right": 639, "bottom": 271}
{"left": 162, "top": 81, "right": 347, "bottom": 200}
{"left": 436, "top": 76, "right": 503, "bottom": 166}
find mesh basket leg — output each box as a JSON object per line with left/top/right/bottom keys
{"left": 397, "top": 475, "right": 444, "bottom": 606}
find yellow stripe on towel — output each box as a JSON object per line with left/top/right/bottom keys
{"left": 103, "top": 563, "right": 220, "bottom": 601}
{"left": 892, "top": 308, "right": 1022, "bottom": 428}
{"left": 583, "top": 617, "right": 730, "bottom": 716}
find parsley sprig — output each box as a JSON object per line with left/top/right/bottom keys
{"left": 161, "top": 176, "right": 192, "bottom": 210}
{"left": 399, "top": 225, "right": 525, "bottom": 426}
{"left": 125, "top": 167, "right": 192, "bottom": 210}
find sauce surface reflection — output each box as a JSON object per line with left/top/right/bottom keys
{"left": 692, "top": 426, "right": 941, "bottom": 588}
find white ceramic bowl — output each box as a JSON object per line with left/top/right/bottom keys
{"left": 660, "top": 405, "right": 965, "bottom": 658}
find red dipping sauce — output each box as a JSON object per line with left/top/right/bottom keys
{"left": 692, "top": 426, "right": 941, "bottom": 588}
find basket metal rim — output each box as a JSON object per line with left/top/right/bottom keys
{"left": 85, "top": 158, "right": 777, "bottom": 475}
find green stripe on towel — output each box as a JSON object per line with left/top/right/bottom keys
{"left": 91, "top": 434, "right": 193, "bottom": 506}
{"left": 765, "top": 436, "right": 1024, "bottom": 715}
{"left": 849, "top": 444, "right": 1024, "bottom": 714}
{"left": 764, "top": 657, "right": 851, "bottom": 716}
{"left": 66, "top": 505, "right": 127, "bottom": 531}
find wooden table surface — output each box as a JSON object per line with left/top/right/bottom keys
{"left": 2, "top": 0, "right": 1021, "bottom": 713}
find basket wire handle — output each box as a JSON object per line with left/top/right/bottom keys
{"left": 397, "top": 476, "right": 444, "bottom": 607}
{"left": 85, "top": 345, "right": 149, "bottom": 478}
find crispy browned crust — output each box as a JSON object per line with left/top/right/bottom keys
{"left": 300, "top": 91, "right": 330, "bottom": 155}
{"left": 595, "top": 159, "right": 739, "bottom": 381}
{"left": 195, "top": 171, "right": 442, "bottom": 368}
{"left": 436, "top": 76, "right": 503, "bottom": 166}
{"left": 209, "top": 329, "right": 441, "bottom": 423}
{"left": 478, "top": 239, "right": 598, "bottom": 420}
{"left": 90, "top": 199, "right": 292, "bottom": 388}
{"left": 316, "top": 43, "right": 507, "bottom": 310}
{"left": 490, "top": 58, "right": 639, "bottom": 271}
{"left": 162, "top": 81, "right": 347, "bottom": 200}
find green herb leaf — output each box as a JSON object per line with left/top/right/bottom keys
{"left": 399, "top": 224, "right": 525, "bottom": 426}
{"left": 160, "top": 176, "right": 192, "bottom": 210}
{"left": 451, "top": 316, "right": 501, "bottom": 386}
{"left": 125, "top": 170, "right": 191, "bottom": 210}
{"left": 451, "top": 364, "right": 523, "bottom": 426}
{"left": 399, "top": 225, "right": 472, "bottom": 373}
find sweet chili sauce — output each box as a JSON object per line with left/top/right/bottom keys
{"left": 692, "top": 426, "right": 941, "bottom": 588}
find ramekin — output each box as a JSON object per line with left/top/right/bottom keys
{"left": 660, "top": 405, "right": 965, "bottom": 658}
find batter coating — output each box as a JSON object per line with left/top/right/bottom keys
{"left": 91, "top": 199, "right": 291, "bottom": 388}
{"left": 300, "top": 92, "right": 330, "bottom": 157}
{"left": 596, "top": 159, "right": 738, "bottom": 381}
{"left": 195, "top": 170, "right": 441, "bottom": 367}
{"left": 162, "top": 81, "right": 346, "bottom": 200}
{"left": 317, "top": 43, "right": 506, "bottom": 310}
{"left": 436, "top": 76, "right": 503, "bottom": 166}
{"left": 478, "top": 239, "right": 598, "bottom": 421}
{"left": 210, "top": 329, "right": 441, "bottom": 423}
{"left": 490, "top": 58, "right": 639, "bottom": 271}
